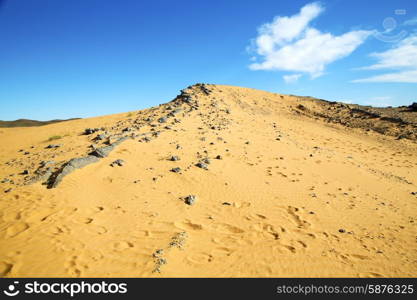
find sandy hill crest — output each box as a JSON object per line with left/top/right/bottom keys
{"left": 0, "top": 83, "right": 416, "bottom": 277}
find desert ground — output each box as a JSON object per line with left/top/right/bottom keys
{"left": 0, "top": 84, "right": 416, "bottom": 277}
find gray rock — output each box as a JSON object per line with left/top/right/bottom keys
{"left": 215, "top": 155, "right": 222, "bottom": 160}
{"left": 91, "top": 145, "right": 115, "bottom": 158}
{"left": 184, "top": 195, "right": 196, "bottom": 205}
{"left": 46, "top": 144, "right": 61, "bottom": 149}
{"left": 48, "top": 155, "right": 99, "bottom": 188}
{"left": 94, "top": 133, "right": 107, "bottom": 141}
{"left": 202, "top": 158, "right": 210, "bottom": 164}
{"left": 169, "top": 156, "right": 180, "bottom": 161}
{"left": 170, "top": 167, "right": 181, "bottom": 173}
{"left": 195, "top": 162, "right": 208, "bottom": 170}
{"left": 158, "top": 117, "right": 167, "bottom": 123}
{"left": 84, "top": 128, "right": 99, "bottom": 135}
{"left": 90, "top": 136, "right": 129, "bottom": 158}
{"left": 168, "top": 108, "right": 182, "bottom": 117}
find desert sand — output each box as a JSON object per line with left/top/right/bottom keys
{"left": 0, "top": 84, "right": 416, "bottom": 277}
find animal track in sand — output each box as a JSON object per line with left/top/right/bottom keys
{"left": 65, "top": 256, "right": 83, "bottom": 277}
{"left": 0, "top": 262, "right": 13, "bottom": 277}
{"left": 185, "top": 252, "right": 213, "bottom": 265}
{"left": 25, "top": 208, "right": 56, "bottom": 223}
{"left": 210, "top": 223, "right": 244, "bottom": 234}
{"left": 358, "top": 272, "right": 384, "bottom": 278}
{"left": 5, "top": 222, "right": 29, "bottom": 238}
{"left": 114, "top": 241, "right": 134, "bottom": 251}
{"left": 211, "top": 247, "right": 234, "bottom": 257}
{"left": 249, "top": 223, "right": 280, "bottom": 240}
{"left": 174, "top": 220, "right": 203, "bottom": 231}
{"left": 286, "top": 206, "right": 311, "bottom": 229}
{"left": 1, "top": 211, "right": 22, "bottom": 222}
{"left": 211, "top": 235, "right": 252, "bottom": 247}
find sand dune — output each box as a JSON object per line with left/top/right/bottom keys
{"left": 0, "top": 84, "right": 416, "bottom": 277}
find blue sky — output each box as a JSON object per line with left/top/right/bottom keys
{"left": 0, "top": 0, "right": 416, "bottom": 120}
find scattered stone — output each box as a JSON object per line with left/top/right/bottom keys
{"left": 84, "top": 128, "right": 99, "bottom": 135}
{"left": 1, "top": 178, "right": 10, "bottom": 183}
{"left": 169, "top": 156, "right": 180, "bottom": 161}
{"left": 222, "top": 202, "right": 231, "bottom": 206}
{"left": 94, "top": 133, "right": 107, "bottom": 141}
{"left": 110, "top": 159, "right": 125, "bottom": 167}
{"left": 21, "top": 170, "right": 29, "bottom": 175}
{"left": 24, "top": 151, "right": 30, "bottom": 155}
{"left": 338, "top": 229, "right": 346, "bottom": 233}
{"left": 411, "top": 192, "right": 417, "bottom": 195}
{"left": 153, "top": 249, "right": 164, "bottom": 258}
{"left": 195, "top": 162, "right": 208, "bottom": 170}
{"left": 170, "top": 167, "right": 181, "bottom": 173}
{"left": 4, "top": 188, "right": 12, "bottom": 193}
{"left": 169, "top": 231, "right": 188, "bottom": 248}
{"left": 202, "top": 158, "right": 210, "bottom": 164}
{"left": 40, "top": 161, "right": 55, "bottom": 168}
{"left": 215, "top": 155, "right": 222, "bottom": 160}
{"left": 297, "top": 104, "right": 306, "bottom": 111}
{"left": 158, "top": 117, "right": 167, "bottom": 123}
{"left": 184, "top": 195, "right": 196, "bottom": 205}
{"left": 46, "top": 144, "right": 61, "bottom": 149}
{"left": 168, "top": 108, "right": 182, "bottom": 117}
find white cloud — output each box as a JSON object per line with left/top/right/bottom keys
{"left": 249, "top": 2, "right": 371, "bottom": 79}
{"left": 404, "top": 17, "right": 417, "bottom": 26}
{"left": 353, "top": 70, "right": 417, "bottom": 83}
{"left": 283, "top": 74, "right": 302, "bottom": 83}
{"left": 364, "top": 96, "right": 394, "bottom": 107}
{"left": 353, "top": 35, "right": 417, "bottom": 83}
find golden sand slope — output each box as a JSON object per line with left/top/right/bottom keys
{"left": 0, "top": 84, "right": 416, "bottom": 277}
